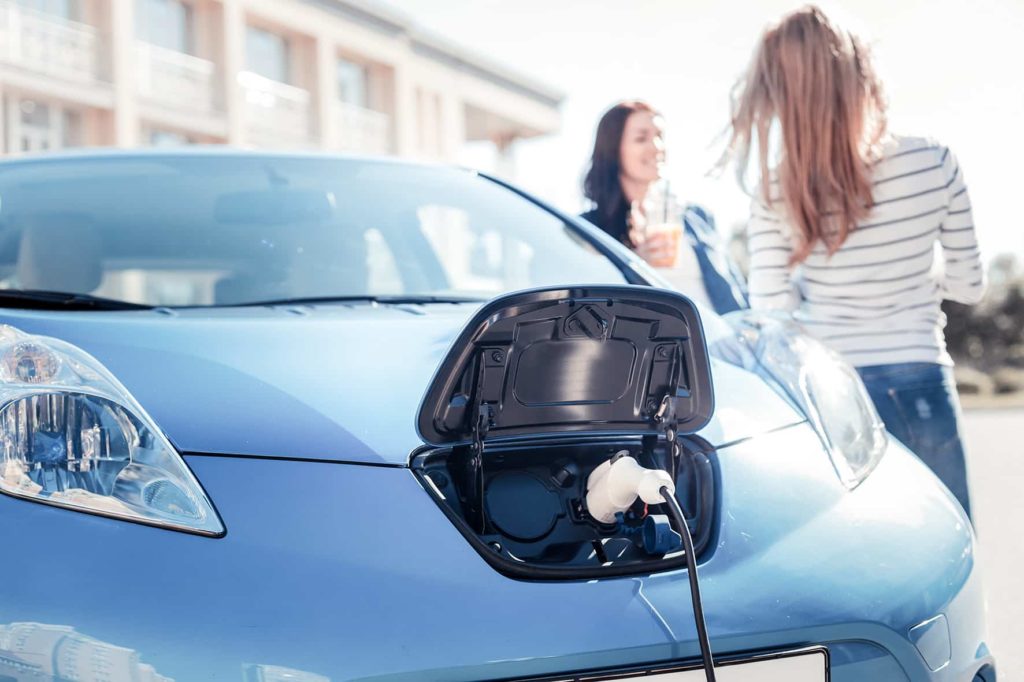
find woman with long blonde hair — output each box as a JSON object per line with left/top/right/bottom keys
{"left": 726, "top": 6, "right": 984, "bottom": 518}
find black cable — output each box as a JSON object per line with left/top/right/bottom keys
{"left": 660, "top": 485, "right": 716, "bottom": 682}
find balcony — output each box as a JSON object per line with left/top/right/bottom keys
{"left": 238, "top": 70, "right": 312, "bottom": 147}
{"left": 335, "top": 101, "right": 391, "bottom": 155}
{"left": 136, "top": 42, "right": 216, "bottom": 113}
{"left": 0, "top": 1, "right": 101, "bottom": 82}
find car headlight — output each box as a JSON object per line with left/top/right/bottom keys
{"left": 0, "top": 325, "right": 223, "bottom": 535}
{"left": 713, "top": 311, "right": 887, "bottom": 489}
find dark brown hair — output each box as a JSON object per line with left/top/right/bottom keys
{"left": 583, "top": 100, "right": 659, "bottom": 245}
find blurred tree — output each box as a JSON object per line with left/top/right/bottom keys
{"left": 944, "top": 252, "right": 1024, "bottom": 396}
{"left": 944, "top": 254, "right": 1023, "bottom": 369}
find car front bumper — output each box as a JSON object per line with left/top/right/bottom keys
{"left": 0, "top": 424, "right": 992, "bottom": 681}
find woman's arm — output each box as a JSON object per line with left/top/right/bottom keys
{"left": 937, "top": 147, "right": 986, "bottom": 304}
{"left": 747, "top": 199, "right": 799, "bottom": 311}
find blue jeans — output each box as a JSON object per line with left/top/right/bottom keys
{"left": 856, "top": 362, "right": 972, "bottom": 520}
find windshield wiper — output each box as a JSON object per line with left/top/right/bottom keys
{"left": 0, "top": 290, "right": 152, "bottom": 311}
{"left": 219, "top": 294, "right": 487, "bottom": 308}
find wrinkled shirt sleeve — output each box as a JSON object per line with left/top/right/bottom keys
{"left": 937, "top": 147, "right": 985, "bottom": 304}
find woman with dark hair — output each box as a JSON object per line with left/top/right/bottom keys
{"left": 725, "top": 7, "right": 984, "bottom": 518}
{"left": 581, "top": 100, "right": 748, "bottom": 315}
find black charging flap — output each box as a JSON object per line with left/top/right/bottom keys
{"left": 417, "top": 285, "right": 714, "bottom": 447}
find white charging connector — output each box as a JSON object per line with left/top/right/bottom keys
{"left": 585, "top": 451, "right": 675, "bottom": 524}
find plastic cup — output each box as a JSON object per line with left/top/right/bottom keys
{"left": 640, "top": 222, "right": 681, "bottom": 268}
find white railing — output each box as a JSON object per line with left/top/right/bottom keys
{"left": 136, "top": 41, "right": 216, "bottom": 112}
{"left": 335, "top": 101, "right": 391, "bottom": 155}
{"left": 238, "top": 70, "right": 312, "bottom": 146}
{"left": 0, "top": 1, "right": 101, "bottom": 81}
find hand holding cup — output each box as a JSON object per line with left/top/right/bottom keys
{"left": 634, "top": 223, "right": 681, "bottom": 268}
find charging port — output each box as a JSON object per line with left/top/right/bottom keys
{"left": 412, "top": 437, "right": 716, "bottom": 581}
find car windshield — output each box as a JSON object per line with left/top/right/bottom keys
{"left": 0, "top": 154, "right": 628, "bottom": 307}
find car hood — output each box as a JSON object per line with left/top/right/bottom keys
{"left": 0, "top": 305, "right": 803, "bottom": 464}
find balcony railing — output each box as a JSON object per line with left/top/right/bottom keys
{"left": 336, "top": 101, "right": 391, "bottom": 155}
{"left": 238, "top": 70, "right": 312, "bottom": 146}
{"left": 0, "top": 1, "right": 101, "bottom": 82}
{"left": 136, "top": 41, "right": 216, "bottom": 113}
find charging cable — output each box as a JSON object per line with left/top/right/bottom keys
{"left": 660, "top": 485, "right": 716, "bottom": 681}
{"left": 585, "top": 453, "right": 716, "bottom": 681}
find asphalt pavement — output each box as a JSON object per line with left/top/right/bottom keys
{"left": 964, "top": 408, "right": 1024, "bottom": 678}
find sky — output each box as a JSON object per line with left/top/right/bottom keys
{"left": 384, "top": 0, "right": 1024, "bottom": 262}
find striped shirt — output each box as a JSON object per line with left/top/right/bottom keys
{"left": 747, "top": 135, "right": 985, "bottom": 368}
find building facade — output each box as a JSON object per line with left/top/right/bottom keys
{"left": 0, "top": 0, "right": 562, "bottom": 172}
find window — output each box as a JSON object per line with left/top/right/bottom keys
{"left": 16, "top": 0, "right": 77, "bottom": 20}
{"left": 245, "top": 26, "right": 289, "bottom": 83}
{"left": 148, "top": 129, "right": 191, "bottom": 146}
{"left": 417, "top": 204, "right": 536, "bottom": 292}
{"left": 6, "top": 98, "right": 81, "bottom": 153}
{"left": 0, "top": 157, "right": 628, "bottom": 306}
{"left": 337, "top": 58, "right": 368, "bottom": 107}
{"left": 136, "top": 0, "right": 193, "bottom": 53}
{"left": 363, "top": 228, "right": 402, "bottom": 294}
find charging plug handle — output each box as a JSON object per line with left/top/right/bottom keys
{"left": 585, "top": 452, "right": 675, "bottom": 524}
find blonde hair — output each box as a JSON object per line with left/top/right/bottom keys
{"left": 726, "top": 6, "right": 887, "bottom": 264}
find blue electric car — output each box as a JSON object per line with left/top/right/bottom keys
{"left": 0, "top": 150, "right": 994, "bottom": 681}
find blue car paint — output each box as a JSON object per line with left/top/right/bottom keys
{"left": 0, "top": 152, "right": 993, "bottom": 681}
{"left": 0, "top": 306, "right": 802, "bottom": 463}
{"left": 0, "top": 425, "right": 987, "bottom": 681}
